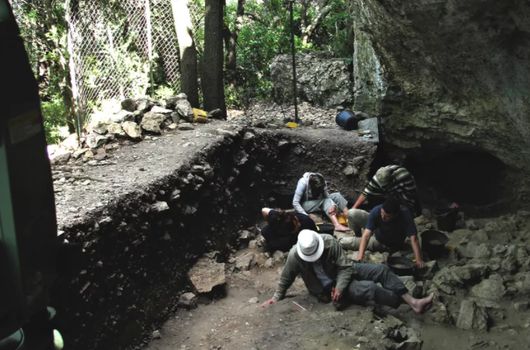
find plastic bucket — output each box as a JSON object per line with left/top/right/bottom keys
{"left": 435, "top": 208, "right": 458, "bottom": 232}
{"left": 421, "top": 229, "right": 449, "bottom": 259}
{"left": 335, "top": 110, "right": 358, "bottom": 130}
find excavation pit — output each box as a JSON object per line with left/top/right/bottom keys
{"left": 51, "top": 122, "right": 376, "bottom": 350}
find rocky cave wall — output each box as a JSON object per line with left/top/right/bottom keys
{"left": 53, "top": 128, "right": 376, "bottom": 350}
{"left": 352, "top": 0, "right": 530, "bottom": 206}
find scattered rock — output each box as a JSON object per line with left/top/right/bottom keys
{"left": 428, "top": 301, "right": 452, "bottom": 325}
{"left": 122, "top": 121, "right": 142, "bottom": 139}
{"left": 151, "top": 106, "right": 173, "bottom": 114}
{"left": 151, "top": 201, "right": 170, "bottom": 213}
{"left": 49, "top": 147, "right": 72, "bottom": 165}
{"left": 152, "top": 330, "right": 161, "bottom": 339}
{"left": 85, "top": 132, "right": 111, "bottom": 149}
{"left": 235, "top": 252, "right": 255, "bottom": 271}
{"left": 248, "top": 297, "right": 259, "bottom": 304}
{"left": 60, "top": 133, "right": 79, "bottom": 151}
{"left": 216, "top": 128, "right": 238, "bottom": 137}
{"left": 136, "top": 98, "right": 153, "bottom": 112}
{"left": 178, "top": 123, "right": 195, "bottom": 131}
{"left": 141, "top": 112, "right": 167, "bottom": 134}
{"left": 178, "top": 292, "right": 198, "bottom": 309}
{"left": 238, "top": 230, "right": 252, "bottom": 244}
{"left": 342, "top": 165, "right": 358, "bottom": 177}
{"left": 107, "top": 122, "right": 126, "bottom": 137}
{"left": 272, "top": 251, "right": 287, "bottom": 265}
{"left": 207, "top": 108, "right": 225, "bottom": 119}
{"left": 121, "top": 98, "right": 137, "bottom": 112}
{"left": 470, "top": 274, "right": 506, "bottom": 301}
{"left": 457, "top": 242, "right": 490, "bottom": 259}
{"left": 174, "top": 94, "right": 194, "bottom": 122}
{"left": 188, "top": 257, "right": 226, "bottom": 294}
{"left": 110, "top": 110, "right": 132, "bottom": 123}
{"left": 456, "top": 299, "right": 489, "bottom": 330}
{"left": 89, "top": 120, "right": 109, "bottom": 135}
{"left": 93, "top": 148, "right": 107, "bottom": 161}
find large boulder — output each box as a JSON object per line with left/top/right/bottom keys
{"left": 188, "top": 257, "right": 226, "bottom": 294}
{"left": 470, "top": 274, "right": 506, "bottom": 301}
{"left": 270, "top": 52, "right": 352, "bottom": 108}
{"left": 352, "top": 0, "right": 530, "bottom": 204}
{"left": 140, "top": 112, "right": 167, "bottom": 134}
{"left": 456, "top": 299, "right": 489, "bottom": 330}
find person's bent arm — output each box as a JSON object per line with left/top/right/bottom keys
{"left": 352, "top": 193, "right": 366, "bottom": 209}
{"left": 410, "top": 235, "right": 424, "bottom": 268}
{"left": 357, "top": 228, "right": 372, "bottom": 261}
{"left": 262, "top": 251, "right": 299, "bottom": 307}
{"left": 292, "top": 179, "right": 307, "bottom": 214}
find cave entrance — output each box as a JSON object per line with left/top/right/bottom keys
{"left": 405, "top": 150, "right": 507, "bottom": 209}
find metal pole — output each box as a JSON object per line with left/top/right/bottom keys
{"left": 289, "top": 0, "right": 299, "bottom": 123}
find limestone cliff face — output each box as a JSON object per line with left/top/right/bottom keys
{"left": 353, "top": 0, "right": 530, "bottom": 201}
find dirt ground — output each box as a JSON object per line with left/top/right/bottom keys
{"left": 144, "top": 212, "right": 530, "bottom": 350}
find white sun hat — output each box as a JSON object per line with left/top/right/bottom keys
{"left": 296, "top": 229, "right": 324, "bottom": 262}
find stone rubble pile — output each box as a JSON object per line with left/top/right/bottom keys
{"left": 47, "top": 94, "right": 219, "bottom": 166}
{"left": 424, "top": 211, "right": 530, "bottom": 332}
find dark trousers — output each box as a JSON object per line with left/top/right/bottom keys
{"left": 346, "top": 263, "right": 408, "bottom": 308}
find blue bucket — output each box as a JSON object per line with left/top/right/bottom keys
{"left": 335, "top": 110, "right": 358, "bottom": 130}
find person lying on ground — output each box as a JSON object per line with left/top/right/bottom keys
{"left": 344, "top": 197, "right": 425, "bottom": 268}
{"left": 261, "top": 208, "right": 317, "bottom": 252}
{"left": 261, "top": 230, "right": 433, "bottom": 314}
{"left": 352, "top": 165, "right": 421, "bottom": 217}
{"left": 292, "top": 172, "right": 349, "bottom": 232}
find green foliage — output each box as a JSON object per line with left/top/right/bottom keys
{"left": 224, "top": 0, "right": 353, "bottom": 106}
{"left": 41, "top": 94, "right": 68, "bottom": 144}
{"left": 152, "top": 85, "right": 177, "bottom": 101}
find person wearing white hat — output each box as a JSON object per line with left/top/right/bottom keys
{"left": 261, "top": 230, "right": 433, "bottom": 314}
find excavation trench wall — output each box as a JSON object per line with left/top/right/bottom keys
{"left": 51, "top": 124, "right": 376, "bottom": 350}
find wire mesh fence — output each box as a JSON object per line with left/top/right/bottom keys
{"left": 10, "top": 0, "right": 203, "bottom": 123}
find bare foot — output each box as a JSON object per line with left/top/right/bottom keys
{"left": 334, "top": 224, "right": 350, "bottom": 232}
{"left": 410, "top": 293, "right": 434, "bottom": 314}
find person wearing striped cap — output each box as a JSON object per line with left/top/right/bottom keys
{"left": 352, "top": 165, "right": 421, "bottom": 216}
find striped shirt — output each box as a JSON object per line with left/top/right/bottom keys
{"left": 362, "top": 165, "right": 418, "bottom": 210}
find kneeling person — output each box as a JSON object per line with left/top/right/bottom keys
{"left": 262, "top": 230, "right": 433, "bottom": 313}
{"left": 344, "top": 197, "right": 424, "bottom": 268}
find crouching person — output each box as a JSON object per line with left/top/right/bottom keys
{"left": 261, "top": 207, "right": 317, "bottom": 253}
{"left": 343, "top": 197, "right": 425, "bottom": 268}
{"left": 261, "top": 230, "right": 433, "bottom": 314}
{"left": 292, "top": 172, "right": 349, "bottom": 232}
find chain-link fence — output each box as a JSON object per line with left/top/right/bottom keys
{"left": 11, "top": 0, "right": 205, "bottom": 122}
{"left": 65, "top": 0, "right": 184, "bottom": 117}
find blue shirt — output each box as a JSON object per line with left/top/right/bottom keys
{"left": 366, "top": 204, "right": 417, "bottom": 248}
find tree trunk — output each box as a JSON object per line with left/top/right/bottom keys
{"left": 171, "top": 0, "right": 200, "bottom": 107}
{"left": 225, "top": 0, "right": 245, "bottom": 74}
{"left": 202, "top": 0, "right": 226, "bottom": 117}
{"left": 301, "top": 2, "right": 332, "bottom": 46}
